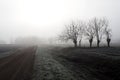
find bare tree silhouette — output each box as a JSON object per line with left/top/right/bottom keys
{"left": 104, "top": 25, "right": 112, "bottom": 47}
{"left": 85, "top": 21, "right": 95, "bottom": 47}
{"left": 59, "top": 21, "right": 79, "bottom": 47}
{"left": 59, "top": 17, "right": 112, "bottom": 48}
{"left": 77, "top": 21, "right": 85, "bottom": 47}
{"left": 91, "top": 17, "right": 108, "bottom": 47}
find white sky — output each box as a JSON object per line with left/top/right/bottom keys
{"left": 0, "top": 0, "right": 120, "bottom": 43}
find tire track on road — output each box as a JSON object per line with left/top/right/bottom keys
{"left": 0, "top": 46, "right": 36, "bottom": 80}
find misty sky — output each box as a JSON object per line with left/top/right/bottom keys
{"left": 0, "top": 0, "right": 120, "bottom": 43}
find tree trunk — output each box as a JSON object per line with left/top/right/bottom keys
{"left": 97, "top": 40, "right": 100, "bottom": 47}
{"left": 73, "top": 39, "right": 77, "bottom": 47}
{"left": 108, "top": 42, "right": 110, "bottom": 47}
{"left": 89, "top": 38, "right": 93, "bottom": 48}
{"left": 79, "top": 40, "right": 81, "bottom": 47}
{"left": 107, "top": 38, "right": 111, "bottom": 47}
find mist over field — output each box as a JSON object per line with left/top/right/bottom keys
{"left": 0, "top": 0, "right": 120, "bottom": 45}
{"left": 0, "top": 0, "right": 120, "bottom": 80}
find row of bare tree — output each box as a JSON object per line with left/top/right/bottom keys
{"left": 59, "top": 17, "right": 112, "bottom": 47}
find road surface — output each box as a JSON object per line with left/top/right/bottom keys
{"left": 0, "top": 46, "right": 36, "bottom": 80}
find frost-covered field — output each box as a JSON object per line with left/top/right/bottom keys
{"left": 32, "top": 46, "right": 77, "bottom": 80}
{"left": 32, "top": 46, "right": 120, "bottom": 80}
{"left": 51, "top": 47, "right": 120, "bottom": 80}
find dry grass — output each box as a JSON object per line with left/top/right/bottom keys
{"left": 51, "top": 47, "right": 120, "bottom": 80}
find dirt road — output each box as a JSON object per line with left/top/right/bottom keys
{"left": 0, "top": 46, "right": 36, "bottom": 80}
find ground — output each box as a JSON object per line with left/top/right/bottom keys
{"left": 0, "top": 45, "right": 36, "bottom": 80}
{"left": 50, "top": 47, "right": 120, "bottom": 80}
{"left": 32, "top": 46, "right": 76, "bottom": 80}
{"left": 0, "top": 45, "right": 120, "bottom": 80}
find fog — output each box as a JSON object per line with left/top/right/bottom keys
{"left": 0, "top": 0, "right": 120, "bottom": 44}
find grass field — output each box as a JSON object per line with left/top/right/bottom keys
{"left": 51, "top": 47, "right": 120, "bottom": 80}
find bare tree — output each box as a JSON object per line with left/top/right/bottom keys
{"left": 91, "top": 17, "right": 108, "bottom": 47}
{"left": 85, "top": 21, "right": 95, "bottom": 47}
{"left": 104, "top": 25, "right": 112, "bottom": 47}
{"left": 77, "top": 21, "right": 85, "bottom": 47}
{"left": 59, "top": 21, "right": 79, "bottom": 47}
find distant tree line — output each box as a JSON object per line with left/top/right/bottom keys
{"left": 59, "top": 17, "right": 112, "bottom": 47}
{"left": 14, "top": 36, "right": 44, "bottom": 45}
